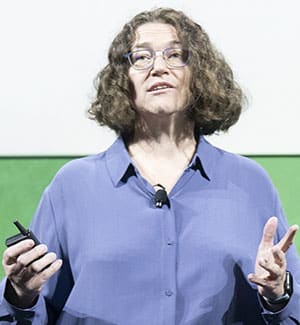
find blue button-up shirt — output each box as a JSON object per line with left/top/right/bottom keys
{"left": 1, "top": 136, "right": 300, "bottom": 324}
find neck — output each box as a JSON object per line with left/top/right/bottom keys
{"left": 126, "top": 113, "right": 197, "bottom": 192}
{"left": 128, "top": 112, "right": 196, "bottom": 154}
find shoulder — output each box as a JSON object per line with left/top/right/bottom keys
{"left": 56, "top": 152, "right": 106, "bottom": 178}
{"left": 202, "top": 138, "right": 272, "bottom": 184}
{"left": 222, "top": 149, "right": 271, "bottom": 183}
{"left": 204, "top": 139, "right": 277, "bottom": 201}
{"left": 46, "top": 150, "right": 109, "bottom": 193}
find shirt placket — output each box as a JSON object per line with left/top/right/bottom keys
{"left": 159, "top": 204, "right": 177, "bottom": 325}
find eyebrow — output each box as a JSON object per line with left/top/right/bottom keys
{"left": 133, "top": 40, "right": 181, "bottom": 49}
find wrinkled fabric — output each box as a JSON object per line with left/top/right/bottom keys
{"left": 1, "top": 136, "right": 300, "bottom": 324}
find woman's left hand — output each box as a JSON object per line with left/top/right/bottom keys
{"left": 248, "top": 216, "right": 298, "bottom": 300}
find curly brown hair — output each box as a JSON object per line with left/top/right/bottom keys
{"left": 88, "top": 7, "right": 245, "bottom": 136}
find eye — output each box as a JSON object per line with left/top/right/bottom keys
{"left": 131, "top": 50, "right": 152, "bottom": 63}
{"left": 165, "top": 48, "right": 189, "bottom": 66}
{"left": 166, "top": 49, "right": 183, "bottom": 59}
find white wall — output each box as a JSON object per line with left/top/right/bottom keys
{"left": 0, "top": 0, "right": 299, "bottom": 155}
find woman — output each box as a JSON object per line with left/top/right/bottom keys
{"left": 1, "top": 8, "right": 299, "bottom": 324}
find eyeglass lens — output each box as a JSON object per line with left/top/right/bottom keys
{"left": 129, "top": 48, "right": 189, "bottom": 69}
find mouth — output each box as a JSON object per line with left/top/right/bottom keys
{"left": 148, "top": 82, "right": 174, "bottom": 93}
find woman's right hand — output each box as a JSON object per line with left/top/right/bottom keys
{"left": 2, "top": 239, "right": 63, "bottom": 309}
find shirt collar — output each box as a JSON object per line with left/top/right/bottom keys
{"left": 188, "top": 136, "right": 216, "bottom": 182}
{"left": 105, "top": 137, "right": 136, "bottom": 187}
{"left": 105, "top": 135, "right": 216, "bottom": 186}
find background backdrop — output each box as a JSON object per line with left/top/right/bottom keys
{"left": 0, "top": 0, "right": 300, "bottom": 155}
{"left": 0, "top": 0, "right": 299, "bottom": 278}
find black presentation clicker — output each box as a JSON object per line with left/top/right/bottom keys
{"left": 5, "top": 220, "right": 40, "bottom": 247}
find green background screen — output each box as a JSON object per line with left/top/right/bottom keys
{"left": 0, "top": 156, "right": 299, "bottom": 278}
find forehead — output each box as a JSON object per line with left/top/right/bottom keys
{"left": 132, "top": 23, "right": 180, "bottom": 48}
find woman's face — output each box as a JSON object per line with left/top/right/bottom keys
{"left": 128, "top": 23, "right": 191, "bottom": 117}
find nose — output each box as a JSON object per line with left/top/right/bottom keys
{"left": 150, "top": 52, "right": 169, "bottom": 75}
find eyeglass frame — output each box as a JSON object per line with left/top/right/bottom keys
{"left": 123, "top": 47, "right": 190, "bottom": 70}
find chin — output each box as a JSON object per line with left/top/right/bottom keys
{"left": 146, "top": 104, "right": 176, "bottom": 113}
{"left": 148, "top": 101, "right": 183, "bottom": 114}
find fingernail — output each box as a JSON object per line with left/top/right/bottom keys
{"left": 38, "top": 244, "right": 48, "bottom": 254}
{"left": 57, "top": 259, "right": 63, "bottom": 267}
{"left": 27, "top": 239, "right": 35, "bottom": 247}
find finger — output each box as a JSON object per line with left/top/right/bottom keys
{"left": 260, "top": 217, "right": 277, "bottom": 248}
{"left": 248, "top": 273, "right": 267, "bottom": 287}
{"left": 31, "top": 259, "right": 63, "bottom": 289}
{"left": 16, "top": 244, "right": 48, "bottom": 268}
{"left": 3, "top": 240, "right": 35, "bottom": 266}
{"left": 258, "top": 257, "right": 281, "bottom": 279}
{"left": 272, "top": 246, "right": 286, "bottom": 268}
{"left": 278, "top": 225, "right": 299, "bottom": 253}
{"left": 9, "top": 259, "right": 63, "bottom": 297}
{"left": 30, "top": 252, "right": 58, "bottom": 273}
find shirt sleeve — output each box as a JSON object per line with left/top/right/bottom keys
{"left": 0, "top": 280, "right": 47, "bottom": 324}
{"left": 0, "top": 186, "right": 73, "bottom": 324}
{"left": 260, "top": 188, "right": 300, "bottom": 324}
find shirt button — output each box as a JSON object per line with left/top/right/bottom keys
{"left": 167, "top": 240, "right": 174, "bottom": 246}
{"left": 165, "top": 289, "right": 174, "bottom": 297}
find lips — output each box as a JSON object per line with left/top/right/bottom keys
{"left": 148, "top": 82, "right": 174, "bottom": 92}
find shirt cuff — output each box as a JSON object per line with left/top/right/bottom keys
{"left": 259, "top": 289, "right": 300, "bottom": 323}
{"left": 0, "top": 277, "right": 44, "bottom": 323}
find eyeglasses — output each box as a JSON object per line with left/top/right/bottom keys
{"left": 124, "top": 48, "right": 190, "bottom": 70}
